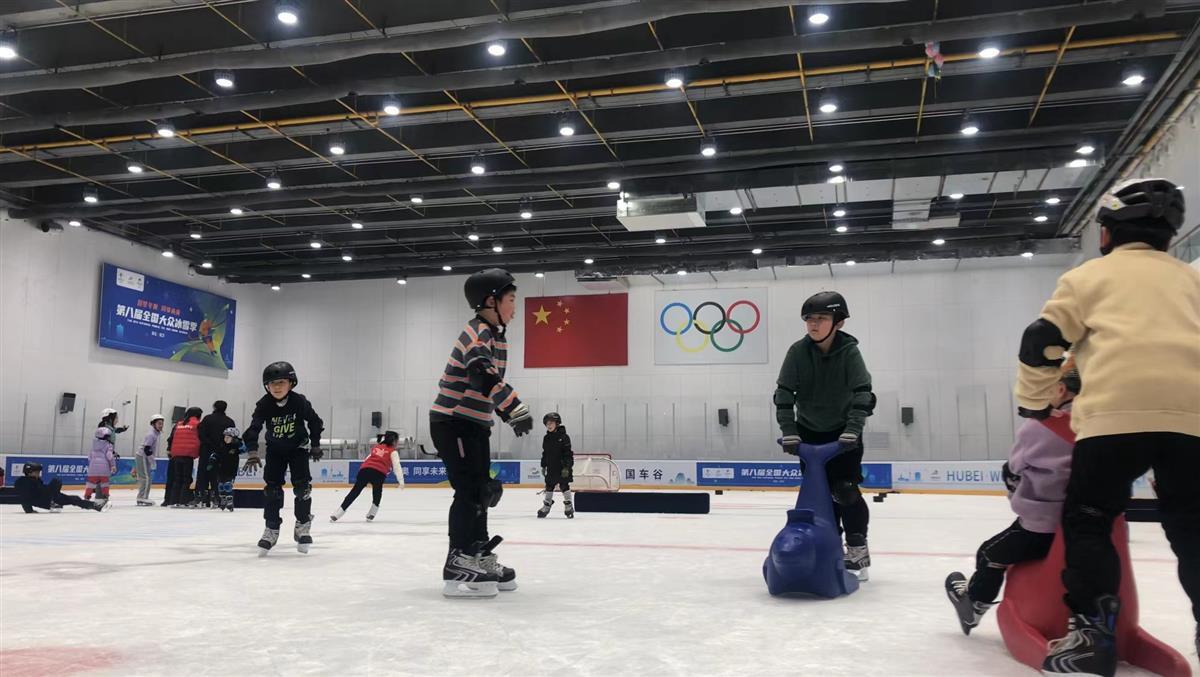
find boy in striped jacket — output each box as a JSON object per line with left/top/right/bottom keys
{"left": 431, "top": 268, "right": 533, "bottom": 598}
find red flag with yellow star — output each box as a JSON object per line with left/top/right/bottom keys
{"left": 524, "top": 294, "right": 628, "bottom": 367}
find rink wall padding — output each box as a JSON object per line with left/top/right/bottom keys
{"left": 575, "top": 491, "right": 711, "bottom": 514}
{"left": 0, "top": 454, "right": 1158, "bottom": 497}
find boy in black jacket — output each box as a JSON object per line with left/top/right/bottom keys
{"left": 242, "top": 361, "right": 325, "bottom": 556}
{"left": 15, "top": 463, "right": 103, "bottom": 513}
{"left": 538, "top": 412, "right": 574, "bottom": 519}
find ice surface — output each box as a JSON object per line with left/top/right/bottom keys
{"left": 1, "top": 488, "right": 1193, "bottom": 676}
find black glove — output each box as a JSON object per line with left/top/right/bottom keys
{"left": 561, "top": 466, "right": 572, "bottom": 480}
{"left": 506, "top": 403, "right": 533, "bottom": 437}
{"left": 780, "top": 435, "right": 801, "bottom": 456}
{"left": 242, "top": 454, "right": 261, "bottom": 471}
{"left": 114, "top": 425, "right": 129, "bottom": 434}
{"left": 1017, "top": 405, "right": 1052, "bottom": 420}
{"left": 205, "top": 455, "right": 216, "bottom": 472}
{"left": 838, "top": 431, "right": 859, "bottom": 453}
{"left": 1002, "top": 462, "right": 1021, "bottom": 494}
{"left": 309, "top": 446, "right": 323, "bottom": 461}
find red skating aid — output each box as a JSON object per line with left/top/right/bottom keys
{"left": 996, "top": 416, "right": 1191, "bottom": 675}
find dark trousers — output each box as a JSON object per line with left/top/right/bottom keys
{"left": 431, "top": 418, "right": 491, "bottom": 552}
{"left": 164, "top": 456, "right": 194, "bottom": 505}
{"left": 47, "top": 479, "right": 93, "bottom": 510}
{"left": 800, "top": 429, "right": 870, "bottom": 546}
{"left": 262, "top": 448, "right": 312, "bottom": 529}
{"left": 968, "top": 518, "right": 1055, "bottom": 603}
{"left": 1062, "top": 432, "right": 1200, "bottom": 622}
{"left": 342, "top": 467, "right": 386, "bottom": 510}
{"left": 197, "top": 449, "right": 220, "bottom": 502}
{"left": 544, "top": 478, "right": 571, "bottom": 493}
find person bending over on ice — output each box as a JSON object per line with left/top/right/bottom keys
{"left": 430, "top": 268, "right": 533, "bottom": 598}
{"left": 775, "top": 291, "right": 876, "bottom": 580}
{"left": 242, "top": 361, "right": 325, "bottom": 556}
{"left": 537, "top": 412, "right": 574, "bottom": 519}
{"left": 332, "top": 430, "right": 405, "bottom": 523}
{"left": 945, "top": 366, "right": 1081, "bottom": 634}
{"left": 1016, "top": 178, "right": 1200, "bottom": 677}
{"left": 16, "top": 463, "right": 104, "bottom": 513}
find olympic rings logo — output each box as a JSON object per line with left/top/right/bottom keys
{"left": 658, "top": 300, "right": 762, "bottom": 353}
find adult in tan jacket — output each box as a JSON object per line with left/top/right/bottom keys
{"left": 1014, "top": 178, "right": 1199, "bottom": 677}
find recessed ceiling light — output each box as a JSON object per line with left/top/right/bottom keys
{"left": 819, "top": 100, "right": 838, "bottom": 114}
{"left": 156, "top": 122, "right": 176, "bottom": 138}
{"left": 351, "top": 222, "right": 363, "bottom": 229}
{"left": 229, "top": 207, "right": 244, "bottom": 215}
{"left": 829, "top": 164, "right": 844, "bottom": 173}
{"left": 301, "top": 273, "right": 311, "bottom": 279}
{"left": 271, "top": 283, "right": 282, "bottom": 291}
{"left": 584, "top": 258, "right": 594, "bottom": 265}
{"left": 487, "top": 42, "right": 506, "bottom": 56}
{"left": 189, "top": 227, "right": 202, "bottom": 240}
{"left": 382, "top": 99, "right": 401, "bottom": 116}
{"left": 127, "top": 162, "right": 144, "bottom": 174}
{"left": 828, "top": 175, "right": 846, "bottom": 184}
{"left": 492, "top": 243, "right": 504, "bottom": 253}
{"left": 558, "top": 118, "right": 576, "bottom": 136}
{"left": 467, "top": 233, "right": 480, "bottom": 242}
{"left": 1045, "top": 197, "right": 1061, "bottom": 205}
{"left": 978, "top": 46, "right": 1001, "bottom": 59}
{"left": 932, "top": 238, "right": 946, "bottom": 246}
{"left": 161, "top": 249, "right": 174, "bottom": 258}
{"left": 1021, "top": 251, "right": 1034, "bottom": 259}
{"left": 83, "top": 188, "right": 99, "bottom": 204}
{"left": 309, "top": 240, "right": 322, "bottom": 249}
{"left": 655, "top": 236, "right": 667, "bottom": 245}
{"left": 341, "top": 250, "right": 353, "bottom": 262}
{"left": 535, "top": 272, "right": 545, "bottom": 278}
{"left": 833, "top": 208, "right": 847, "bottom": 217}
{"left": 729, "top": 206, "right": 743, "bottom": 215}
{"left": 844, "top": 260, "right": 856, "bottom": 266}
{"left": 266, "top": 174, "right": 282, "bottom": 190}
{"left": 1122, "top": 73, "right": 1145, "bottom": 87}
{"left": 519, "top": 199, "right": 533, "bottom": 219}
{"left": 1076, "top": 145, "right": 1095, "bottom": 155}
{"left": 752, "top": 247, "right": 763, "bottom": 255}
{"left": 961, "top": 123, "right": 980, "bottom": 136}
{"left": 835, "top": 225, "right": 848, "bottom": 233}
{"left": 0, "top": 39, "right": 17, "bottom": 60}
{"left": 607, "top": 180, "right": 621, "bottom": 190}
{"left": 676, "top": 270, "right": 688, "bottom": 276}
{"left": 328, "top": 139, "right": 346, "bottom": 156}
{"left": 949, "top": 193, "right": 964, "bottom": 200}
{"left": 68, "top": 219, "right": 82, "bottom": 227}
{"left": 396, "top": 277, "right": 407, "bottom": 285}
{"left": 214, "top": 71, "right": 235, "bottom": 88}
{"left": 410, "top": 195, "right": 423, "bottom": 204}
{"left": 808, "top": 10, "right": 829, "bottom": 25}
{"left": 665, "top": 74, "right": 684, "bottom": 89}
{"left": 276, "top": 3, "right": 298, "bottom": 25}
{"left": 201, "top": 261, "right": 213, "bottom": 269}
{"left": 1067, "top": 159, "right": 1089, "bottom": 169}
{"left": 699, "top": 137, "right": 717, "bottom": 157}
{"left": 442, "top": 265, "right": 453, "bottom": 271}
{"left": 1034, "top": 215, "right": 1049, "bottom": 223}
{"left": 470, "top": 153, "right": 486, "bottom": 175}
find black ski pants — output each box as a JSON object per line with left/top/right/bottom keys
{"left": 431, "top": 418, "right": 491, "bottom": 553}
{"left": 799, "top": 428, "right": 870, "bottom": 546}
{"left": 262, "top": 448, "right": 312, "bottom": 529}
{"left": 968, "top": 519, "right": 1055, "bottom": 603}
{"left": 342, "top": 467, "right": 386, "bottom": 510}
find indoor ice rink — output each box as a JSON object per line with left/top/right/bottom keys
{"left": 1, "top": 1, "right": 1199, "bottom": 676}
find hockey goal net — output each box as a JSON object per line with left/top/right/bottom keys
{"left": 572, "top": 453, "right": 621, "bottom": 492}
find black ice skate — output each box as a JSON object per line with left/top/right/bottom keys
{"left": 478, "top": 536, "right": 517, "bottom": 591}
{"left": 944, "top": 572, "right": 994, "bottom": 635}
{"left": 295, "top": 519, "right": 313, "bottom": 553}
{"left": 136, "top": 498, "right": 154, "bottom": 507}
{"left": 443, "top": 548, "right": 499, "bottom": 598}
{"left": 366, "top": 504, "right": 379, "bottom": 521}
{"left": 257, "top": 528, "right": 280, "bottom": 556}
{"left": 49, "top": 502, "right": 63, "bottom": 513}
{"left": 94, "top": 497, "right": 110, "bottom": 512}
{"left": 537, "top": 493, "right": 553, "bottom": 518}
{"left": 845, "top": 537, "right": 870, "bottom": 581}
{"left": 1041, "top": 595, "right": 1119, "bottom": 677}
{"left": 563, "top": 490, "right": 574, "bottom": 519}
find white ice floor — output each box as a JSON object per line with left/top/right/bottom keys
{"left": 0, "top": 487, "right": 1194, "bottom": 676}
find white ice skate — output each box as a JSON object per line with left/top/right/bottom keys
{"left": 330, "top": 507, "right": 345, "bottom": 522}
{"left": 366, "top": 504, "right": 379, "bottom": 521}
{"left": 845, "top": 542, "right": 870, "bottom": 582}
{"left": 257, "top": 528, "right": 280, "bottom": 557}
{"left": 442, "top": 549, "right": 499, "bottom": 598}
{"left": 295, "top": 520, "right": 313, "bottom": 553}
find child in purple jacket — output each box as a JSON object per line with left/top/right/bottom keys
{"left": 944, "top": 367, "right": 1081, "bottom": 635}
{"left": 84, "top": 426, "right": 118, "bottom": 509}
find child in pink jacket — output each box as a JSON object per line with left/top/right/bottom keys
{"left": 944, "top": 367, "right": 1081, "bottom": 635}
{"left": 85, "top": 426, "right": 118, "bottom": 508}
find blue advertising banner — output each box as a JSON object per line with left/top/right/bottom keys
{"left": 365, "top": 460, "right": 523, "bottom": 485}
{"left": 696, "top": 461, "right": 892, "bottom": 489}
{"left": 98, "top": 263, "right": 236, "bottom": 370}
{"left": 3, "top": 455, "right": 169, "bottom": 486}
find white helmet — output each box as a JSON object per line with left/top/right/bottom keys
{"left": 149, "top": 413, "right": 165, "bottom": 424}
{"left": 101, "top": 408, "right": 118, "bottom": 417}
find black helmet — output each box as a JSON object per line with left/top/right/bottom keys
{"left": 379, "top": 430, "right": 400, "bottom": 446}
{"left": 262, "top": 361, "right": 298, "bottom": 389}
{"left": 543, "top": 412, "right": 562, "bottom": 425}
{"left": 23, "top": 462, "right": 42, "bottom": 476}
{"left": 801, "top": 291, "right": 849, "bottom": 323}
{"left": 464, "top": 268, "right": 516, "bottom": 311}
{"left": 1097, "top": 178, "right": 1185, "bottom": 231}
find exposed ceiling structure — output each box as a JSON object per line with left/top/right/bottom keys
{"left": 1, "top": 0, "right": 1197, "bottom": 285}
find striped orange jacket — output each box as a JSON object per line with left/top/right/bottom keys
{"left": 430, "top": 316, "right": 521, "bottom": 427}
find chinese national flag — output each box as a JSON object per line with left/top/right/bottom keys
{"left": 525, "top": 294, "right": 628, "bottom": 367}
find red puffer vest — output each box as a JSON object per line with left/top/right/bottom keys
{"left": 169, "top": 417, "right": 201, "bottom": 458}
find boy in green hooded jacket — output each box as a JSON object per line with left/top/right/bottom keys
{"left": 775, "top": 291, "right": 876, "bottom": 579}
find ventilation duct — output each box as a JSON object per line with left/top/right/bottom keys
{"left": 617, "top": 194, "right": 709, "bottom": 232}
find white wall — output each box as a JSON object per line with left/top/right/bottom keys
{"left": 0, "top": 213, "right": 267, "bottom": 456}
{"left": 247, "top": 256, "right": 1072, "bottom": 462}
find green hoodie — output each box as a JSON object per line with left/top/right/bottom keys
{"left": 775, "top": 331, "right": 874, "bottom": 438}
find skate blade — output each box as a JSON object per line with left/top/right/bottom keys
{"left": 498, "top": 580, "right": 518, "bottom": 592}
{"left": 848, "top": 567, "right": 869, "bottom": 582}
{"left": 297, "top": 543, "right": 311, "bottom": 554}
{"left": 442, "top": 581, "right": 499, "bottom": 598}
{"left": 257, "top": 546, "right": 272, "bottom": 557}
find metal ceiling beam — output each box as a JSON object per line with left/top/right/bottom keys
{"left": 0, "top": 0, "right": 252, "bottom": 29}
{"left": 0, "top": 0, "right": 1165, "bottom": 135}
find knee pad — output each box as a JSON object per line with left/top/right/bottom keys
{"left": 831, "top": 481, "right": 861, "bottom": 506}
{"left": 293, "top": 481, "right": 312, "bottom": 501}
{"left": 264, "top": 484, "right": 284, "bottom": 501}
{"left": 218, "top": 481, "right": 233, "bottom": 494}
{"left": 480, "top": 479, "right": 503, "bottom": 508}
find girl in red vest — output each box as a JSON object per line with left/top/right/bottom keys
{"left": 164, "top": 407, "right": 203, "bottom": 507}
{"left": 331, "top": 431, "right": 404, "bottom": 522}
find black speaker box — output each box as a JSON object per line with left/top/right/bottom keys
{"left": 59, "top": 392, "right": 76, "bottom": 414}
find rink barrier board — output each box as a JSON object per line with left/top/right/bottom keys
{"left": 0, "top": 454, "right": 1156, "bottom": 497}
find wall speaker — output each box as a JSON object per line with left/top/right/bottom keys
{"left": 717, "top": 408, "right": 730, "bottom": 427}
{"left": 901, "top": 407, "right": 915, "bottom": 426}
{"left": 171, "top": 406, "right": 186, "bottom": 423}
{"left": 371, "top": 411, "right": 383, "bottom": 428}
{"left": 59, "top": 392, "right": 76, "bottom": 414}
